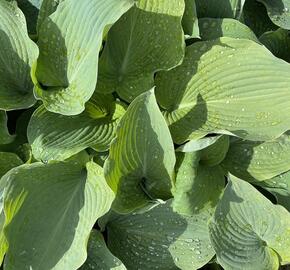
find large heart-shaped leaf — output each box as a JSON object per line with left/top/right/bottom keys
{"left": 222, "top": 134, "right": 290, "bottom": 181}
{"left": 107, "top": 200, "right": 215, "bottom": 270}
{"left": 0, "top": 112, "right": 14, "bottom": 145}
{"left": 173, "top": 151, "right": 225, "bottom": 216}
{"left": 182, "top": 0, "right": 199, "bottom": 38}
{"left": 104, "top": 89, "right": 175, "bottom": 213}
{"left": 3, "top": 161, "right": 114, "bottom": 270}
{"left": 28, "top": 93, "right": 125, "bottom": 162}
{"left": 80, "top": 230, "right": 126, "bottom": 270}
{"left": 96, "top": 0, "right": 185, "bottom": 102}
{"left": 34, "top": 0, "right": 134, "bottom": 115}
{"left": 0, "top": 1, "right": 39, "bottom": 111}
{"left": 258, "top": 0, "right": 290, "bottom": 30}
{"left": 155, "top": 37, "right": 290, "bottom": 144}
{"left": 260, "top": 28, "right": 290, "bottom": 62}
{"left": 209, "top": 176, "right": 290, "bottom": 270}
{"left": 195, "top": 0, "right": 244, "bottom": 19}
{"left": 198, "top": 18, "right": 258, "bottom": 42}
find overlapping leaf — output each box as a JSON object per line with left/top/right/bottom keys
{"left": 0, "top": 176, "right": 8, "bottom": 266}
{"left": 0, "top": 1, "right": 39, "bottom": 111}
{"left": 3, "top": 161, "right": 114, "bottom": 270}
{"left": 16, "top": 0, "right": 43, "bottom": 35}
{"left": 222, "top": 134, "right": 290, "bottom": 181}
{"left": 104, "top": 90, "right": 175, "bottom": 213}
{"left": 107, "top": 200, "right": 215, "bottom": 270}
{"left": 209, "top": 176, "right": 290, "bottom": 270}
{"left": 37, "top": 0, "right": 62, "bottom": 33}
{"left": 182, "top": 0, "right": 199, "bottom": 38}
{"left": 260, "top": 28, "right": 290, "bottom": 62}
{"left": 240, "top": 0, "right": 278, "bottom": 37}
{"left": 256, "top": 170, "right": 290, "bottom": 211}
{"left": 195, "top": 0, "right": 245, "bottom": 19}
{"left": 34, "top": 0, "right": 134, "bottom": 115}
{"left": 80, "top": 230, "right": 126, "bottom": 270}
{"left": 200, "top": 135, "right": 229, "bottom": 166}
{"left": 28, "top": 93, "right": 126, "bottom": 162}
{"left": 0, "top": 153, "right": 23, "bottom": 179}
{"left": 198, "top": 18, "right": 258, "bottom": 42}
{"left": 258, "top": 0, "right": 290, "bottom": 30}
{"left": 173, "top": 151, "right": 225, "bottom": 216}
{"left": 176, "top": 135, "right": 223, "bottom": 153}
{"left": 96, "top": 0, "right": 185, "bottom": 102}
{"left": 155, "top": 37, "right": 290, "bottom": 144}
{"left": 0, "top": 112, "right": 14, "bottom": 145}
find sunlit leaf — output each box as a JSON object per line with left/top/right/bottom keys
{"left": 209, "top": 176, "right": 290, "bottom": 270}
{"left": 104, "top": 90, "right": 175, "bottom": 213}
{"left": 28, "top": 93, "right": 125, "bottom": 162}
{"left": 173, "top": 151, "right": 225, "bottom": 216}
{"left": 176, "top": 135, "right": 223, "bottom": 153}
{"left": 0, "top": 1, "right": 38, "bottom": 110}
{"left": 222, "top": 133, "right": 290, "bottom": 181}
{"left": 199, "top": 18, "right": 258, "bottom": 42}
{"left": 156, "top": 37, "right": 290, "bottom": 144}
{"left": 34, "top": 0, "right": 134, "bottom": 115}
{"left": 96, "top": 0, "right": 185, "bottom": 102}
{"left": 107, "top": 200, "right": 215, "bottom": 270}
{"left": 3, "top": 161, "right": 114, "bottom": 270}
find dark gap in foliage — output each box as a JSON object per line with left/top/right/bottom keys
{"left": 201, "top": 262, "right": 223, "bottom": 270}
{"left": 254, "top": 185, "right": 277, "bottom": 204}
{"left": 6, "top": 109, "right": 26, "bottom": 134}
{"left": 112, "top": 92, "right": 130, "bottom": 106}
{"left": 38, "top": 81, "right": 49, "bottom": 90}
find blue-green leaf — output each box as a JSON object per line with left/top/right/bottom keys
{"left": 104, "top": 90, "right": 175, "bottom": 213}
{"left": 209, "top": 176, "right": 290, "bottom": 270}
{"left": 28, "top": 93, "right": 125, "bottom": 162}
{"left": 34, "top": 0, "right": 134, "bottom": 115}
{"left": 222, "top": 133, "right": 290, "bottom": 181}
{"left": 3, "top": 161, "right": 114, "bottom": 270}
{"left": 199, "top": 18, "right": 258, "bottom": 42}
{"left": 80, "top": 230, "right": 126, "bottom": 270}
{"left": 156, "top": 37, "right": 290, "bottom": 143}
{"left": 96, "top": 0, "right": 185, "bottom": 102}
{"left": 173, "top": 151, "right": 225, "bottom": 216}
{"left": 107, "top": 200, "right": 215, "bottom": 270}
{"left": 0, "top": 1, "right": 38, "bottom": 110}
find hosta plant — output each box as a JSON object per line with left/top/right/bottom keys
{"left": 1, "top": 0, "right": 290, "bottom": 269}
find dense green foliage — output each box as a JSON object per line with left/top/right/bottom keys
{"left": 1, "top": 0, "right": 290, "bottom": 269}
